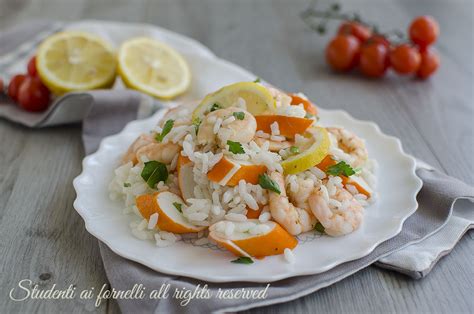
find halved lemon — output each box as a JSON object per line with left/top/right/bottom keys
{"left": 36, "top": 31, "right": 116, "bottom": 94}
{"left": 281, "top": 127, "right": 330, "bottom": 174}
{"left": 207, "top": 157, "right": 267, "bottom": 186}
{"left": 135, "top": 191, "right": 204, "bottom": 233}
{"left": 192, "top": 82, "right": 275, "bottom": 122}
{"left": 209, "top": 220, "right": 297, "bottom": 258}
{"left": 118, "top": 37, "right": 191, "bottom": 99}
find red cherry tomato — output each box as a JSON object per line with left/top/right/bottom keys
{"left": 338, "top": 21, "right": 372, "bottom": 43}
{"left": 17, "top": 76, "right": 50, "bottom": 112}
{"left": 27, "top": 56, "right": 38, "bottom": 77}
{"left": 417, "top": 47, "right": 440, "bottom": 79}
{"left": 389, "top": 44, "right": 421, "bottom": 74}
{"left": 366, "top": 35, "right": 390, "bottom": 49}
{"left": 359, "top": 43, "right": 390, "bottom": 78}
{"left": 7, "top": 74, "right": 27, "bottom": 101}
{"left": 409, "top": 16, "right": 439, "bottom": 48}
{"left": 325, "top": 35, "right": 361, "bottom": 72}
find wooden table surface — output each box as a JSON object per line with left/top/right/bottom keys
{"left": 1, "top": 0, "right": 473, "bottom": 313}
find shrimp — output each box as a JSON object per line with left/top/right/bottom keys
{"left": 122, "top": 133, "right": 155, "bottom": 164}
{"left": 197, "top": 107, "right": 256, "bottom": 147}
{"left": 253, "top": 137, "right": 292, "bottom": 152}
{"left": 327, "top": 127, "right": 368, "bottom": 167}
{"left": 135, "top": 142, "right": 180, "bottom": 164}
{"left": 308, "top": 185, "right": 363, "bottom": 237}
{"left": 287, "top": 176, "right": 315, "bottom": 209}
{"left": 121, "top": 133, "right": 180, "bottom": 165}
{"left": 268, "top": 172, "right": 316, "bottom": 235}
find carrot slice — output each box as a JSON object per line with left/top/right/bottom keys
{"left": 290, "top": 93, "right": 318, "bottom": 115}
{"left": 255, "top": 115, "right": 313, "bottom": 139}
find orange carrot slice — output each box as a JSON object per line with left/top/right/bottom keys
{"left": 207, "top": 157, "right": 267, "bottom": 186}
{"left": 290, "top": 93, "right": 318, "bottom": 115}
{"left": 255, "top": 115, "right": 313, "bottom": 139}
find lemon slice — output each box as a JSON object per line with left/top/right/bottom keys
{"left": 36, "top": 31, "right": 116, "bottom": 94}
{"left": 192, "top": 82, "right": 275, "bottom": 122}
{"left": 281, "top": 127, "right": 330, "bottom": 174}
{"left": 118, "top": 37, "right": 191, "bottom": 99}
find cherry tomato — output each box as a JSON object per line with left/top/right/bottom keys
{"left": 17, "top": 76, "right": 50, "bottom": 112}
{"left": 389, "top": 44, "right": 421, "bottom": 74}
{"left": 338, "top": 21, "right": 372, "bottom": 43}
{"left": 417, "top": 47, "right": 440, "bottom": 79}
{"left": 7, "top": 74, "right": 27, "bottom": 101}
{"left": 27, "top": 56, "right": 38, "bottom": 77}
{"left": 325, "top": 35, "right": 361, "bottom": 72}
{"left": 409, "top": 16, "right": 439, "bottom": 48}
{"left": 359, "top": 43, "right": 390, "bottom": 78}
{"left": 366, "top": 35, "right": 390, "bottom": 49}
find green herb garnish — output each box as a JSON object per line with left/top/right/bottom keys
{"left": 253, "top": 78, "right": 261, "bottom": 83}
{"left": 314, "top": 222, "right": 325, "bottom": 233}
{"left": 233, "top": 112, "right": 245, "bottom": 120}
{"left": 289, "top": 146, "right": 300, "bottom": 154}
{"left": 141, "top": 161, "right": 168, "bottom": 188}
{"left": 258, "top": 173, "right": 281, "bottom": 194}
{"left": 231, "top": 257, "right": 254, "bottom": 264}
{"left": 155, "top": 119, "right": 174, "bottom": 142}
{"left": 305, "top": 113, "right": 315, "bottom": 119}
{"left": 326, "top": 161, "right": 356, "bottom": 177}
{"left": 173, "top": 202, "right": 183, "bottom": 213}
{"left": 123, "top": 182, "right": 131, "bottom": 188}
{"left": 227, "top": 140, "right": 245, "bottom": 154}
{"left": 210, "top": 103, "right": 221, "bottom": 112}
{"left": 192, "top": 117, "right": 202, "bottom": 135}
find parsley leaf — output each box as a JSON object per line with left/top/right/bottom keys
{"left": 192, "top": 117, "right": 202, "bottom": 135}
{"left": 210, "top": 103, "right": 221, "bottom": 112}
{"left": 173, "top": 202, "right": 183, "bottom": 213}
{"left": 231, "top": 257, "right": 254, "bottom": 264}
{"left": 258, "top": 173, "right": 281, "bottom": 194}
{"left": 233, "top": 111, "right": 245, "bottom": 120}
{"left": 289, "top": 146, "right": 300, "bottom": 154}
{"left": 123, "top": 182, "right": 131, "bottom": 187}
{"left": 141, "top": 161, "right": 168, "bottom": 188}
{"left": 326, "top": 161, "right": 356, "bottom": 177}
{"left": 253, "top": 78, "right": 261, "bottom": 83}
{"left": 227, "top": 140, "right": 245, "bottom": 154}
{"left": 314, "top": 222, "right": 325, "bottom": 233}
{"left": 155, "top": 119, "right": 174, "bottom": 142}
{"left": 305, "top": 113, "right": 315, "bottom": 119}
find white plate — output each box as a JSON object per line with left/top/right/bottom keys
{"left": 73, "top": 57, "right": 422, "bottom": 283}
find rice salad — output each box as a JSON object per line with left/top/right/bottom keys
{"left": 109, "top": 81, "right": 377, "bottom": 263}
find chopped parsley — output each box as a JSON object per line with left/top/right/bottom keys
{"left": 155, "top": 119, "right": 174, "bottom": 142}
{"left": 123, "top": 182, "right": 131, "bottom": 188}
{"left": 192, "top": 117, "right": 202, "bottom": 135}
{"left": 231, "top": 257, "right": 254, "bottom": 264}
{"left": 210, "top": 103, "right": 221, "bottom": 112}
{"left": 326, "top": 161, "right": 356, "bottom": 177}
{"left": 258, "top": 173, "right": 281, "bottom": 194}
{"left": 141, "top": 161, "right": 168, "bottom": 188}
{"left": 289, "top": 146, "right": 300, "bottom": 154}
{"left": 227, "top": 140, "right": 245, "bottom": 154}
{"left": 173, "top": 202, "right": 183, "bottom": 213}
{"left": 314, "top": 222, "right": 325, "bottom": 233}
{"left": 253, "top": 78, "right": 261, "bottom": 83}
{"left": 233, "top": 111, "right": 245, "bottom": 120}
{"left": 305, "top": 113, "right": 315, "bottom": 119}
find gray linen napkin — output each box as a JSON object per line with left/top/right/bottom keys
{"left": 3, "top": 20, "right": 474, "bottom": 313}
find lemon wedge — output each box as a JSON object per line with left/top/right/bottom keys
{"left": 36, "top": 31, "right": 116, "bottom": 94}
{"left": 118, "top": 37, "right": 191, "bottom": 99}
{"left": 192, "top": 82, "right": 275, "bottom": 122}
{"left": 281, "top": 127, "right": 330, "bottom": 174}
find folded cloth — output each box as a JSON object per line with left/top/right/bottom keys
{"left": 3, "top": 20, "right": 474, "bottom": 313}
